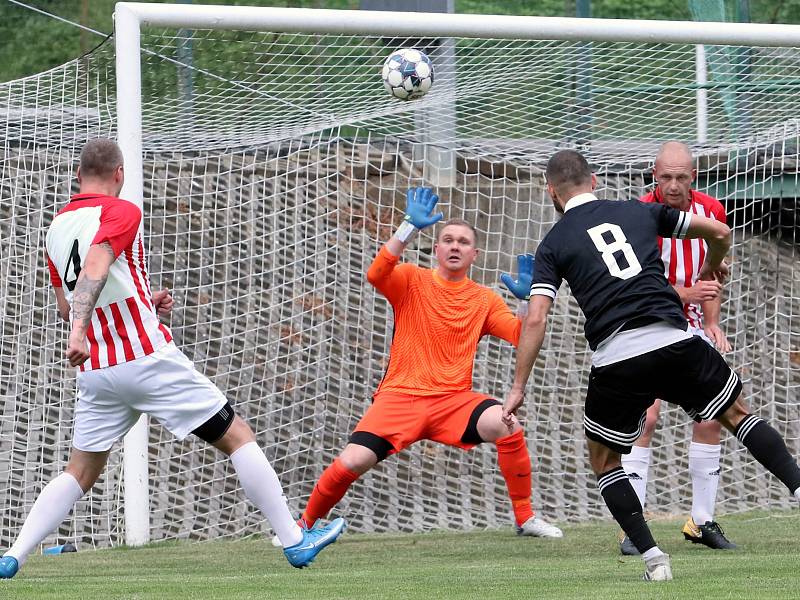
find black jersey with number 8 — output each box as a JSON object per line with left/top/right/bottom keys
{"left": 531, "top": 198, "right": 691, "bottom": 350}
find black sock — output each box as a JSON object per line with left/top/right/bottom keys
{"left": 597, "top": 467, "right": 656, "bottom": 553}
{"left": 735, "top": 415, "right": 800, "bottom": 494}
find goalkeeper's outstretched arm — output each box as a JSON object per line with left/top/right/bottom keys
{"left": 482, "top": 253, "right": 537, "bottom": 346}
{"left": 366, "top": 187, "right": 443, "bottom": 305}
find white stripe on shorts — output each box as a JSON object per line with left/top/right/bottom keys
{"left": 584, "top": 412, "right": 646, "bottom": 446}
{"left": 697, "top": 369, "right": 739, "bottom": 421}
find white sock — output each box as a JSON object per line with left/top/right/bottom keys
{"left": 689, "top": 442, "right": 721, "bottom": 525}
{"left": 230, "top": 442, "right": 302, "bottom": 548}
{"left": 622, "top": 446, "right": 651, "bottom": 509}
{"left": 794, "top": 487, "right": 800, "bottom": 501}
{"left": 642, "top": 546, "right": 665, "bottom": 561}
{"left": 5, "top": 473, "right": 84, "bottom": 565}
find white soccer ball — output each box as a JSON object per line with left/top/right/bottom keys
{"left": 381, "top": 48, "right": 434, "bottom": 101}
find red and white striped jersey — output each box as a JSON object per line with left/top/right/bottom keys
{"left": 640, "top": 187, "right": 727, "bottom": 328}
{"left": 45, "top": 193, "right": 173, "bottom": 371}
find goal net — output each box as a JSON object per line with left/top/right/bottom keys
{"left": 1, "top": 7, "right": 799, "bottom": 549}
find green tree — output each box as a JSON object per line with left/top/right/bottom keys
{"left": 2, "top": 0, "right": 800, "bottom": 82}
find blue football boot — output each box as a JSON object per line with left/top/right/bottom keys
{"left": 0, "top": 556, "right": 19, "bottom": 579}
{"left": 283, "top": 517, "right": 346, "bottom": 568}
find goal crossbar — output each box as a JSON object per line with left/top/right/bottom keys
{"left": 116, "top": 2, "right": 800, "bottom": 46}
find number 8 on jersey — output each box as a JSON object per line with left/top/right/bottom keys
{"left": 587, "top": 223, "right": 643, "bottom": 280}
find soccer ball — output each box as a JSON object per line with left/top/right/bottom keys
{"left": 381, "top": 48, "right": 434, "bottom": 101}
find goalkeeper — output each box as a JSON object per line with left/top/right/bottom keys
{"left": 296, "top": 187, "right": 562, "bottom": 537}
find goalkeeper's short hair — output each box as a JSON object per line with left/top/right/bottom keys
{"left": 437, "top": 218, "right": 479, "bottom": 247}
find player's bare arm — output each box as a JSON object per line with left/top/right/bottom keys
{"left": 672, "top": 280, "right": 721, "bottom": 304}
{"left": 67, "top": 242, "right": 116, "bottom": 367}
{"left": 502, "top": 295, "right": 553, "bottom": 428}
{"left": 46, "top": 251, "right": 72, "bottom": 322}
{"left": 53, "top": 286, "right": 71, "bottom": 322}
{"left": 702, "top": 294, "right": 732, "bottom": 353}
{"left": 367, "top": 187, "right": 443, "bottom": 303}
{"left": 682, "top": 215, "right": 731, "bottom": 281}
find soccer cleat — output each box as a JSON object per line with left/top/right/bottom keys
{"left": 273, "top": 517, "right": 316, "bottom": 548}
{"left": 516, "top": 515, "right": 563, "bottom": 538}
{"left": 283, "top": 517, "right": 346, "bottom": 568}
{"left": 643, "top": 553, "right": 672, "bottom": 581}
{"left": 619, "top": 534, "right": 640, "bottom": 556}
{"left": 0, "top": 556, "right": 19, "bottom": 579}
{"left": 682, "top": 518, "right": 737, "bottom": 549}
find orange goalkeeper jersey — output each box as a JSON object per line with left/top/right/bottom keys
{"left": 367, "top": 245, "right": 521, "bottom": 396}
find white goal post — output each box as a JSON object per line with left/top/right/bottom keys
{"left": 4, "top": 2, "right": 795, "bottom": 550}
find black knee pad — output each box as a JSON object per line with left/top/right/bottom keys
{"left": 192, "top": 402, "right": 235, "bottom": 444}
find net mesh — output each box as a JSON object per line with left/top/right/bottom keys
{"left": 1, "top": 19, "right": 800, "bottom": 549}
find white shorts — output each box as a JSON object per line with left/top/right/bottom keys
{"left": 74, "top": 343, "right": 227, "bottom": 452}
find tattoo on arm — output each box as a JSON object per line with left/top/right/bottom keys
{"left": 71, "top": 242, "right": 114, "bottom": 331}
{"left": 71, "top": 274, "right": 108, "bottom": 329}
{"left": 96, "top": 241, "right": 116, "bottom": 261}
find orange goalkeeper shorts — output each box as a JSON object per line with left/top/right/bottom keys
{"left": 351, "top": 390, "right": 499, "bottom": 458}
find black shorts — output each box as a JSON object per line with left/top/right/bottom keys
{"left": 584, "top": 336, "right": 742, "bottom": 454}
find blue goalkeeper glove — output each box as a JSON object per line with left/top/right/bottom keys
{"left": 395, "top": 187, "right": 444, "bottom": 243}
{"left": 501, "top": 253, "right": 535, "bottom": 300}
{"left": 404, "top": 187, "right": 443, "bottom": 229}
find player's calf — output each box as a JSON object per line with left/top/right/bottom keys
{"left": 717, "top": 403, "right": 800, "bottom": 496}
{"left": 590, "top": 439, "right": 669, "bottom": 579}
{"left": 1, "top": 470, "right": 86, "bottom": 578}
{"left": 299, "top": 445, "right": 374, "bottom": 530}
{"left": 478, "top": 406, "right": 560, "bottom": 536}
{"left": 194, "top": 405, "right": 311, "bottom": 551}
{"left": 597, "top": 466, "right": 657, "bottom": 555}
{"left": 735, "top": 415, "right": 800, "bottom": 495}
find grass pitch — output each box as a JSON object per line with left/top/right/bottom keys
{"left": 3, "top": 510, "right": 798, "bottom": 599}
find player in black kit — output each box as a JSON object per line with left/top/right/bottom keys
{"left": 503, "top": 150, "right": 800, "bottom": 582}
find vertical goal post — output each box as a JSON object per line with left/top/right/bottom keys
{"left": 113, "top": 2, "right": 800, "bottom": 547}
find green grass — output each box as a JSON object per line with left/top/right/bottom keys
{"left": 3, "top": 510, "right": 799, "bottom": 599}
